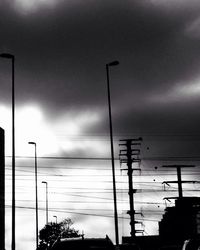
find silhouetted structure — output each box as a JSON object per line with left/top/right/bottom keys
{"left": 159, "top": 165, "right": 200, "bottom": 244}
{"left": 0, "top": 128, "right": 5, "bottom": 250}
{"left": 119, "top": 138, "right": 142, "bottom": 238}
{"left": 122, "top": 235, "right": 161, "bottom": 250}
{"left": 121, "top": 163, "right": 200, "bottom": 250}
{"left": 162, "top": 165, "right": 196, "bottom": 199}
{"left": 123, "top": 196, "right": 200, "bottom": 250}
{"left": 159, "top": 197, "right": 200, "bottom": 244}
{"left": 50, "top": 236, "right": 115, "bottom": 250}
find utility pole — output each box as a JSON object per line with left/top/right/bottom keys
{"left": 162, "top": 165, "right": 196, "bottom": 200}
{"left": 119, "top": 138, "right": 142, "bottom": 238}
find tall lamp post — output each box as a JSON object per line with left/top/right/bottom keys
{"left": 42, "top": 181, "right": 48, "bottom": 225}
{"left": 0, "top": 53, "right": 15, "bottom": 250}
{"left": 28, "top": 141, "right": 38, "bottom": 249}
{"left": 106, "top": 60, "right": 119, "bottom": 246}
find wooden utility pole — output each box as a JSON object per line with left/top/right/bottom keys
{"left": 119, "top": 138, "right": 142, "bottom": 238}
{"left": 162, "top": 165, "right": 196, "bottom": 199}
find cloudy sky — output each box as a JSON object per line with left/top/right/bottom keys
{"left": 1, "top": 0, "right": 200, "bottom": 250}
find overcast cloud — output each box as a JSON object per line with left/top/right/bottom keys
{"left": 1, "top": 1, "right": 200, "bottom": 250}
{"left": 1, "top": 0, "right": 200, "bottom": 136}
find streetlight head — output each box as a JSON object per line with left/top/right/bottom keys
{"left": 28, "top": 141, "right": 36, "bottom": 145}
{"left": 108, "top": 60, "right": 119, "bottom": 66}
{"left": 0, "top": 53, "right": 14, "bottom": 59}
{"left": 42, "top": 181, "right": 47, "bottom": 184}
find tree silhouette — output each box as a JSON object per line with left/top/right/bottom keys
{"left": 38, "top": 218, "right": 80, "bottom": 250}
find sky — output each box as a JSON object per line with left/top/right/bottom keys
{"left": 1, "top": 0, "right": 200, "bottom": 250}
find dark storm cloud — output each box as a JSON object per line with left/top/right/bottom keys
{"left": 1, "top": 0, "right": 200, "bottom": 131}
{"left": 2, "top": 3, "right": 200, "bottom": 246}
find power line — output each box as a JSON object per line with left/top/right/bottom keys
{"left": 5, "top": 205, "right": 162, "bottom": 222}
{"left": 5, "top": 155, "right": 200, "bottom": 161}
{"left": 6, "top": 156, "right": 113, "bottom": 160}
{"left": 6, "top": 198, "right": 165, "bottom": 205}
{"left": 5, "top": 177, "right": 128, "bottom": 183}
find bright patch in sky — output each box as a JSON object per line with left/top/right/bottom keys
{"left": 0, "top": 104, "right": 104, "bottom": 156}
{"left": 16, "top": 105, "right": 59, "bottom": 156}
{"left": 173, "top": 80, "right": 200, "bottom": 99}
{"left": 184, "top": 16, "right": 200, "bottom": 39}
{"left": 53, "top": 111, "right": 107, "bottom": 155}
{"left": 179, "top": 82, "right": 200, "bottom": 95}
{"left": 149, "top": 79, "right": 200, "bottom": 104}
{"left": 14, "top": 0, "right": 58, "bottom": 13}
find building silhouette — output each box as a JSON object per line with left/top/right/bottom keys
{"left": 0, "top": 128, "right": 5, "bottom": 250}
{"left": 159, "top": 197, "right": 200, "bottom": 244}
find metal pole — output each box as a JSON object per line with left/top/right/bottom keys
{"left": 0, "top": 128, "right": 5, "bottom": 250}
{"left": 0, "top": 53, "right": 16, "bottom": 250}
{"left": 35, "top": 144, "right": 38, "bottom": 249}
{"left": 46, "top": 183, "right": 48, "bottom": 225}
{"left": 29, "top": 142, "right": 38, "bottom": 249}
{"left": 42, "top": 181, "right": 48, "bottom": 225}
{"left": 11, "top": 56, "right": 16, "bottom": 250}
{"left": 106, "top": 62, "right": 119, "bottom": 246}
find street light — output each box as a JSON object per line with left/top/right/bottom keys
{"left": 42, "top": 181, "right": 48, "bottom": 225}
{"left": 0, "top": 52, "right": 15, "bottom": 250}
{"left": 53, "top": 215, "right": 57, "bottom": 224}
{"left": 28, "top": 141, "right": 38, "bottom": 249}
{"left": 105, "top": 60, "right": 119, "bottom": 246}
